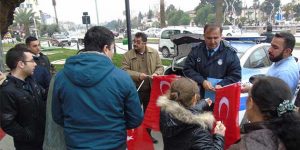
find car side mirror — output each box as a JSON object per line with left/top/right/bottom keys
{"left": 249, "top": 74, "right": 266, "bottom": 84}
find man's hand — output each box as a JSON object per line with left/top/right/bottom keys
{"left": 215, "top": 85, "right": 222, "bottom": 89}
{"left": 202, "top": 80, "right": 215, "bottom": 91}
{"left": 241, "top": 82, "right": 252, "bottom": 93}
{"left": 139, "top": 73, "right": 148, "bottom": 80}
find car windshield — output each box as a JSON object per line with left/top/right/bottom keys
{"left": 230, "top": 42, "right": 257, "bottom": 58}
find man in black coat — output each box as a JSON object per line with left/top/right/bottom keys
{"left": 0, "top": 47, "right": 46, "bottom": 150}
{"left": 183, "top": 23, "right": 241, "bottom": 103}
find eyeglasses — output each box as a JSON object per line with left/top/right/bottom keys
{"left": 133, "top": 40, "right": 145, "bottom": 45}
{"left": 23, "top": 60, "right": 35, "bottom": 63}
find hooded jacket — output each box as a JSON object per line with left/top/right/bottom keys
{"left": 52, "top": 52, "right": 143, "bottom": 150}
{"left": 157, "top": 96, "right": 224, "bottom": 150}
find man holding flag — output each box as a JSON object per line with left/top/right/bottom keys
{"left": 122, "top": 32, "right": 164, "bottom": 143}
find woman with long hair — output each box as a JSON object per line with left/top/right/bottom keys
{"left": 229, "top": 76, "right": 300, "bottom": 150}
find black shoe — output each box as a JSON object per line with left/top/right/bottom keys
{"left": 151, "top": 136, "right": 158, "bottom": 144}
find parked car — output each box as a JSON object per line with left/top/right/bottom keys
{"left": 164, "top": 34, "right": 270, "bottom": 124}
{"left": 158, "top": 26, "right": 203, "bottom": 58}
{"left": 143, "top": 27, "right": 161, "bottom": 37}
{"left": 222, "top": 25, "right": 242, "bottom": 36}
{"left": 50, "top": 34, "right": 71, "bottom": 47}
{"left": 123, "top": 29, "right": 141, "bottom": 38}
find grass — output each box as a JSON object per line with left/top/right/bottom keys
{"left": 115, "top": 38, "right": 159, "bottom": 44}
{"left": 46, "top": 48, "right": 171, "bottom": 71}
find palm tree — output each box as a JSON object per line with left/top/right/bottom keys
{"left": 13, "top": 8, "right": 39, "bottom": 36}
{"left": 160, "top": 0, "right": 166, "bottom": 28}
{"left": 52, "top": 0, "right": 59, "bottom": 26}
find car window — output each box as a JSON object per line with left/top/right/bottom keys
{"left": 244, "top": 47, "right": 270, "bottom": 68}
{"left": 183, "top": 30, "right": 192, "bottom": 34}
{"left": 223, "top": 26, "right": 230, "bottom": 30}
{"left": 161, "top": 30, "right": 181, "bottom": 39}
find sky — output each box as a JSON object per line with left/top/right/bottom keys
{"left": 38, "top": 0, "right": 292, "bottom": 24}
{"left": 38, "top": 0, "right": 200, "bottom": 24}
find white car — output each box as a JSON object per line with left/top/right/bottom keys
{"left": 143, "top": 28, "right": 161, "bottom": 37}
{"left": 158, "top": 26, "right": 203, "bottom": 58}
{"left": 222, "top": 25, "right": 241, "bottom": 36}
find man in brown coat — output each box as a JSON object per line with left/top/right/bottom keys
{"left": 122, "top": 32, "right": 164, "bottom": 143}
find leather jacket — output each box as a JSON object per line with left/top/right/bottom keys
{"left": 0, "top": 75, "right": 46, "bottom": 148}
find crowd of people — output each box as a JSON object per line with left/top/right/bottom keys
{"left": 0, "top": 23, "right": 300, "bottom": 150}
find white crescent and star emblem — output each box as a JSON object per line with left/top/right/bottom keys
{"left": 218, "top": 97, "right": 230, "bottom": 119}
{"left": 160, "top": 81, "right": 171, "bottom": 94}
{"left": 217, "top": 59, "right": 223, "bottom": 65}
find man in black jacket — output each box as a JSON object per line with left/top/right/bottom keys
{"left": 0, "top": 47, "right": 46, "bottom": 150}
{"left": 183, "top": 23, "right": 241, "bottom": 103}
{"left": 26, "top": 36, "right": 51, "bottom": 91}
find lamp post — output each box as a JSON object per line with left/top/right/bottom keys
{"left": 95, "top": 0, "right": 99, "bottom": 25}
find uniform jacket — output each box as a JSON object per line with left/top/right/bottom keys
{"left": 157, "top": 96, "right": 224, "bottom": 150}
{"left": 183, "top": 40, "right": 241, "bottom": 97}
{"left": 229, "top": 122, "right": 286, "bottom": 150}
{"left": 0, "top": 75, "right": 46, "bottom": 148}
{"left": 34, "top": 52, "right": 51, "bottom": 72}
{"left": 52, "top": 52, "right": 143, "bottom": 150}
{"left": 121, "top": 46, "right": 164, "bottom": 86}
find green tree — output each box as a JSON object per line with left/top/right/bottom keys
{"left": 194, "top": 4, "right": 214, "bottom": 26}
{"left": 13, "top": 8, "right": 40, "bottom": 36}
{"left": 138, "top": 12, "right": 143, "bottom": 26}
{"left": 40, "top": 24, "right": 59, "bottom": 37}
{"left": 260, "top": 0, "right": 281, "bottom": 22}
{"left": 147, "top": 9, "right": 154, "bottom": 19}
{"left": 283, "top": 3, "right": 294, "bottom": 20}
{"left": 294, "top": 4, "right": 300, "bottom": 18}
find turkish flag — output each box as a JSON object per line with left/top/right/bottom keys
{"left": 143, "top": 75, "right": 178, "bottom": 131}
{"left": 127, "top": 124, "right": 154, "bottom": 150}
{"left": 213, "top": 83, "right": 241, "bottom": 149}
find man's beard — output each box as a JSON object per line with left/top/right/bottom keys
{"left": 269, "top": 51, "right": 284, "bottom": 62}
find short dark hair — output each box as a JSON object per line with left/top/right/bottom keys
{"left": 274, "top": 32, "right": 295, "bottom": 50}
{"left": 83, "top": 26, "right": 114, "bottom": 52}
{"left": 14, "top": 43, "right": 27, "bottom": 49}
{"left": 204, "top": 23, "right": 223, "bottom": 34}
{"left": 25, "top": 36, "right": 38, "bottom": 46}
{"left": 6, "top": 47, "right": 31, "bottom": 70}
{"left": 135, "top": 32, "right": 147, "bottom": 42}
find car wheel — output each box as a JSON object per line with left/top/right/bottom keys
{"left": 162, "top": 47, "right": 170, "bottom": 58}
{"left": 227, "top": 33, "right": 232, "bottom": 36}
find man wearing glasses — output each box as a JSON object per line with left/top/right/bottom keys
{"left": 0, "top": 47, "right": 47, "bottom": 150}
{"left": 122, "top": 32, "right": 164, "bottom": 143}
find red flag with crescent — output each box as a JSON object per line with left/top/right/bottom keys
{"left": 213, "top": 83, "right": 241, "bottom": 149}
{"left": 127, "top": 124, "right": 154, "bottom": 150}
{"left": 143, "top": 75, "right": 178, "bottom": 131}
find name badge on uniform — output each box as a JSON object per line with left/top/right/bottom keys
{"left": 217, "top": 59, "right": 223, "bottom": 65}
{"left": 196, "top": 57, "right": 201, "bottom": 62}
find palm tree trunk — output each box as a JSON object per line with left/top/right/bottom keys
{"left": 216, "top": 0, "right": 224, "bottom": 25}
{"left": 52, "top": 0, "right": 59, "bottom": 26}
{"left": 160, "top": 0, "right": 166, "bottom": 28}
